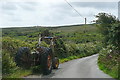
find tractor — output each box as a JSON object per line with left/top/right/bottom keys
{"left": 15, "top": 35, "right": 60, "bottom": 75}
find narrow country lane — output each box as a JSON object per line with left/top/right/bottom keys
{"left": 25, "top": 54, "right": 112, "bottom": 78}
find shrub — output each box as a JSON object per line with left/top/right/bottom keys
{"left": 2, "top": 37, "right": 32, "bottom": 57}
{"left": 54, "top": 39, "right": 68, "bottom": 58}
{"left": 2, "top": 50, "right": 17, "bottom": 75}
{"left": 65, "top": 43, "right": 79, "bottom": 56}
{"left": 108, "top": 23, "right": 120, "bottom": 49}
{"left": 65, "top": 42, "right": 103, "bottom": 58}
{"left": 2, "top": 37, "right": 32, "bottom": 75}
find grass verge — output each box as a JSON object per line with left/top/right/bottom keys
{"left": 60, "top": 53, "right": 96, "bottom": 63}
{"left": 98, "top": 59, "right": 119, "bottom": 80}
{"left": 2, "top": 69, "right": 32, "bottom": 79}
{"left": 60, "top": 56, "right": 79, "bottom": 63}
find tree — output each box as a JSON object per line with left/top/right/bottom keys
{"left": 95, "top": 13, "right": 120, "bottom": 46}
{"left": 96, "top": 13, "right": 117, "bottom": 24}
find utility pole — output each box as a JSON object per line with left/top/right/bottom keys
{"left": 84, "top": 18, "right": 87, "bottom": 33}
{"left": 84, "top": 18, "right": 87, "bottom": 52}
{"left": 118, "top": 1, "right": 120, "bottom": 21}
{"left": 85, "top": 18, "right": 87, "bottom": 24}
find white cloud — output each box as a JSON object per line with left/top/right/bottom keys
{"left": 0, "top": 1, "right": 118, "bottom": 28}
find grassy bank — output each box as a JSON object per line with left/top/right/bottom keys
{"left": 98, "top": 46, "right": 119, "bottom": 79}
{"left": 96, "top": 13, "right": 120, "bottom": 80}
{"left": 98, "top": 62, "right": 118, "bottom": 79}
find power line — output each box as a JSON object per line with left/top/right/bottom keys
{"left": 64, "top": 0, "right": 93, "bottom": 24}
{"left": 64, "top": 0, "right": 84, "bottom": 19}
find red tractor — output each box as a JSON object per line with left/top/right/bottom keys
{"left": 15, "top": 36, "right": 60, "bottom": 75}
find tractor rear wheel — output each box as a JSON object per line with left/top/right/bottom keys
{"left": 15, "top": 47, "right": 31, "bottom": 68}
{"left": 41, "top": 50, "right": 53, "bottom": 75}
{"left": 53, "top": 57, "right": 59, "bottom": 69}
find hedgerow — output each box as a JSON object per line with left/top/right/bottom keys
{"left": 96, "top": 13, "right": 120, "bottom": 79}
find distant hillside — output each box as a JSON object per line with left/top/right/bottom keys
{"left": 2, "top": 24, "right": 99, "bottom": 39}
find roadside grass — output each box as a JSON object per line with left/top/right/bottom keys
{"left": 59, "top": 53, "right": 96, "bottom": 63}
{"left": 3, "top": 66, "right": 44, "bottom": 79}
{"left": 98, "top": 47, "right": 119, "bottom": 80}
{"left": 98, "top": 62, "right": 119, "bottom": 79}
{"left": 60, "top": 56, "right": 78, "bottom": 63}
{"left": 2, "top": 78, "right": 24, "bottom": 80}
{"left": 3, "top": 69, "right": 32, "bottom": 78}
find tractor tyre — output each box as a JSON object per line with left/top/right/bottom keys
{"left": 41, "top": 48, "right": 53, "bottom": 75}
{"left": 53, "top": 57, "right": 59, "bottom": 69}
{"left": 15, "top": 47, "right": 31, "bottom": 68}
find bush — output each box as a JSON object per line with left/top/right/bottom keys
{"left": 2, "top": 50, "right": 17, "bottom": 75}
{"left": 54, "top": 39, "right": 68, "bottom": 58}
{"left": 2, "top": 37, "right": 32, "bottom": 75}
{"left": 65, "top": 42, "right": 103, "bottom": 58}
{"left": 65, "top": 43, "right": 79, "bottom": 56}
{"left": 2, "top": 37, "right": 32, "bottom": 57}
{"left": 108, "top": 23, "right": 120, "bottom": 49}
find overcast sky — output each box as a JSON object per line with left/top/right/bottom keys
{"left": 0, "top": 0, "right": 119, "bottom": 28}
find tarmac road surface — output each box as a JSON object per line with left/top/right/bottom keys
{"left": 25, "top": 54, "right": 112, "bottom": 78}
